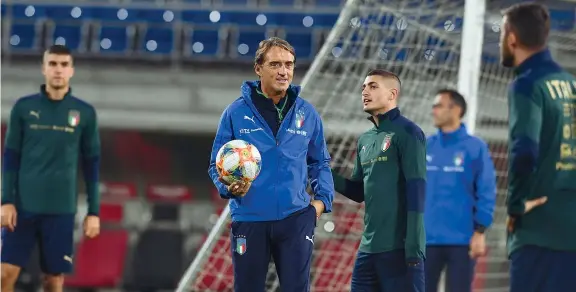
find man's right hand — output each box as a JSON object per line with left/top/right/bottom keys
{"left": 219, "top": 177, "right": 252, "bottom": 197}
{"left": 1, "top": 204, "right": 17, "bottom": 231}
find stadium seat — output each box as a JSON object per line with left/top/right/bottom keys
{"left": 141, "top": 26, "right": 175, "bottom": 54}
{"left": 91, "top": 7, "right": 134, "bottom": 21}
{"left": 188, "top": 27, "right": 221, "bottom": 56}
{"left": 550, "top": 8, "right": 576, "bottom": 31}
{"left": 49, "top": 23, "right": 85, "bottom": 51}
{"left": 65, "top": 230, "right": 129, "bottom": 288}
{"left": 9, "top": 23, "right": 39, "bottom": 51}
{"left": 182, "top": 10, "right": 218, "bottom": 25}
{"left": 133, "top": 8, "right": 176, "bottom": 23}
{"left": 44, "top": 5, "right": 88, "bottom": 20}
{"left": 266, "top": 0, "right": 299, "bottom": 6}
{"left": 221, "top": 0, "right": 250, "bottom": 5}
{"left": 235, "top": 29, "right": 270, "bottom": 58}
{"left": 226, "top": 11, "right": 263, "bottom": 26}
{"left": 124, "top": 229, "right": 185, "bottom": 291}
{"left": 95, "top": 24, "right": 133, "bottom": 53}
{"left": 99, "top": 202, "right": 125, "bottom": 224}
{"left": 10, "top": 4, "right": 47, "bottom": 19}
{"left": 312, "top": 0, "right": 342, "bottom": 7}
{"left": 284, "top": 30, "right": 314, "bottom": 60}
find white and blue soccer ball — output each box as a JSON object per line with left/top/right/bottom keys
{"left": 216, "top": 140, "right": 262, "bottom": 184}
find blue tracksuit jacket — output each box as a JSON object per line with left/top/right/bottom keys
{"left": 425, "top": 124, "right": 497, "bottom": 245}
{"left": 208, "top": 81, "right": 334, "bottom": 222}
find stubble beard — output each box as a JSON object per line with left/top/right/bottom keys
{"left": 500, "top": 47, "right": 515, "bottom": 68}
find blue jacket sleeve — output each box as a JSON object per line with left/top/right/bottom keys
{"left": 307, "top": 112, "right": 334, "bottom": 213}
{"left": 473, "top": 141, "right": 497, "bottom": 229}
{"left": 208, "top": 108, "right": 234, "bottom": 199}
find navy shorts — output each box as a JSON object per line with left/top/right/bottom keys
{"left": 351, "top": 250, "right": 425, "bottom": 292}
{"left": 1, "top": 213, "right": 75, "bottom": 274}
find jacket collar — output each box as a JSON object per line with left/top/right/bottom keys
{"left": 368, "top": 107, "right": 400, "bottom": 128}
{"left": 241, "top": 80, "right": 301, "bottom": 104}
{"left": 515, "top": 49, "right": 553, "bottom": 76}
{"left": 40, "top": 84, "right": 72, "bottom": 101}
{"left": 438, "top": 123, "right": 468, "bottom": 144}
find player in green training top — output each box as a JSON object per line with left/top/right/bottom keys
{"left": 332, "top": 69, "right": 426, "bottom": 292}
{"left": 1, "top": 45, "right": 101, "bottom": 292}
{"left": 499, "top": 3, "right": 576, "bottom": 292}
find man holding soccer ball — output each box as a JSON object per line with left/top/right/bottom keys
{"left": 208, "top": 37, "right": 334, "bottom": 292}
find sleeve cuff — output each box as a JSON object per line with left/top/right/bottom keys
{"left": 507, "top": 203, "right": 525, "bottom": 217}
{"left": 474, "top": 222, "right": 486, "bottom": 234}
{"left": 315, "top": 195, "right": 332, "bottom": 213}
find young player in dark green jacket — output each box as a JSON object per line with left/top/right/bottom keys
{"left": 0, "top": 45, "right": 101, "bottom": 292}
{"left": 499, "top": 3, "right": 576, "bottom": 292}
{"left": 332, "top": 69, "right": 426, "bottom": 292}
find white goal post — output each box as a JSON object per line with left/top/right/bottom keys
{"left": 177, "top": 0, "right": 575, "bottom": 291}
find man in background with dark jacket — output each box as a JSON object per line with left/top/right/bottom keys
{"left": 424, "top": 89, "right": 497, "bottom": 292}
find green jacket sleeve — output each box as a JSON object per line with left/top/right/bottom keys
{"left": 81, "top": 107, "right": 101, "bottom": 216}
{"left": 333, "top": 145, "right": 364, "bottom": 203}
{"left": 506, "top": 78, "right": 542, "bottom": 216}
{"left": 399, "top": 129, "right": 427, "bottom": 262}
{"left": 1, "top": 103, "right": 24, "bottom": 205}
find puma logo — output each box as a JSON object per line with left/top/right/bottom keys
{"left": 244, "top": 115, "right": 255, "bottom": 123}
{"left": 305, "top": 235, "right": 314, "bottom": 244}
{"left": 29, "top": 110, "right": 40, "bottom": 119}
{"left": 63, "top": 255, "right": 73, "bottom": 263}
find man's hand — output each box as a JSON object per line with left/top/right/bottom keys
{"left": 1, "top": 204, "right": 17, "bottom": 231}
{"left": 83, "top": 215, "right": 100, "bottom": 238}
{"left": 219, "top": 177, "right": 251, "bottom": 197}
{"left": 469, "top": 232, "right": 487, "bottom": 259}
{"left": 311, "top": 200, "right": 325, "bottom": 219}
{"left": 507, "top": 196, "right": 548, "bottom": 233}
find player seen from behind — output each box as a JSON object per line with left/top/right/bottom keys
{"left": 425, "top": 89, "right": 496, "bottom": 292}
{"left": 207, "top": 37, "right": 334, "bottom": 292}
{"left": 332, "top": 69, "right": 426, "bottom": 292}
{"left": 1, "top": 45, "right": 101, "bottom": 292}
{"left": 499, "top": 3, "right": 576, "bottom": 292}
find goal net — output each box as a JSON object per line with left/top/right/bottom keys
{"left": 178, "top": 0, "right": 576, "bottom": 291}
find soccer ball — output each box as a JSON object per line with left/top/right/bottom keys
{"left": 216, "top": 140, "right": 262, "bottom": 184}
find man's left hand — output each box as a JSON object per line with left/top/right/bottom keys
{"left": 84, "top": 215, "right": 100, "bottom": 239}
{"left": 311, "top": 200, "right": 325, "bottom": 219}
{"left": 469, "top": 232, "right": 487, "bottom": 259}
{"left": 507, "top": 196, "right": 548, "bottom": 233}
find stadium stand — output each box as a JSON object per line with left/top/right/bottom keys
{"left": 2, "top": 1, "right": 574, "bottom": 65}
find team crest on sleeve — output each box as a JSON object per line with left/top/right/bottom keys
{"left": 68, "top": 110, "right": 80, "bottom": 127}
{"left": 235, "top": 236, "right": 247, "bottom": 255}
{"left": 295, "top": 109, "right": 305, "bottom": 129}
{"left": 381, "top": 133, "right": 395, "bottom": 152}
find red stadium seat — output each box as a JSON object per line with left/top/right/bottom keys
{"left": 99, "top": 203, "right": 124, "bottom": 224}
{"left": 311, "top": 239, "right": 359, "bottom": 291}
{"left": 65, "top": 230, "right": 129, "bottom": 288}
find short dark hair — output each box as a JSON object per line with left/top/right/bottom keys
{"left": 436, "top": 89, "right": 467, "bottom": 118}
{"left": 44, "top": 44, "right": 73, "bottom": 63}
{"left": 45, "top": 44, "right": 72, "bottom": 56}
{"left": 502, "top": 2, "right": 550, "bottom": 49}
{"left": 367, "top": 69, "right": 401, "bottom": 87}
{"left": 254, "top": 37, "right": 295, "bottom": 66}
